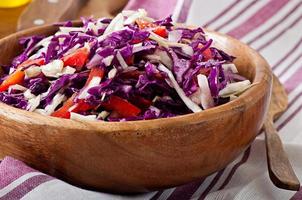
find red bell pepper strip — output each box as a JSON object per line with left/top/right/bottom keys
{"left": 136, "top": 19, "right": 168, "bottom": 38}
{"left": 199, "top": 68, "right": 211, "bottom": 76}
{"left": 19, "top": 58, "right": 45, "bottom": 68}
{"left": 62, "top": 47, "right": 89, "bottom": 71}
{"left": 125, "top": 56, "right": 134, "bottom": 65}
{"left": 102, "top": 95, "right": 141, "bottom": 117}
{"left": 136, "top": 19, "right": 157, "bottom": 29}
{"left": 0, "top": 69, "right": 25, "bottom": 92}
{"left": 198, "top": 44, "right": 212, "bottom": 61}
{"left": 70, "top": 99, "right": 95, "bottom": 113}
{"left": 153, "top": 26, "right": 168, "bottom": 38}
{"left": 202, "top": 48, "right": 212, "bottom": 60}
{"left": 51, "top": 95, "right": 75, "bottom": 119}
{"left": 59, "top": 67, "right": 105, "bottom": 116}
{"left": 85, "top": 67, "right": 105, "bottom": 86}
{"left": 0, "top": 58, "right": 46, "bottom": 92}
{"left": 51, "top": 97, "right": 95, "bottom": 119}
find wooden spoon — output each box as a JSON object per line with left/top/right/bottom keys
{"left": 17, "top": 0, "right": 128, "bottom": 31}
{"left": 264, "top": 74, "right": 300, "bottom": 191}
{"left": 17, "top": 0, "right": 85, "bottom": 31}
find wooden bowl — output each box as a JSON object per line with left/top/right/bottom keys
{"left": 0, "top": 23, "right": 272, "bottom": 193}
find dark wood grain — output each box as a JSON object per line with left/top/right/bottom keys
{"left": 264, "top": 75, "right": 300, "bottom": 191}
{"left": 0, "top": 23, "right": 272, "bottom": 193}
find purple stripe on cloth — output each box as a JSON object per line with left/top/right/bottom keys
{"left": 256, "top": 13, "right": 302, "bottom": 51}
{"left": 247, "top": 2, "right": 302, "bottom": 45}
{"left": 166, "top": 178, "right": 205, "bottom": 200}
{"left": 276, "top": 66, "right": 302, "bottom": 130}
{"left": 124, "top": 0, "right": 178, "bottom": 20}
{"left": 278, "top": 103, "right": 302, "bottom": 131}
{"left": 198, "top": 169, "right": 226, "bottom": 200}
{"left": 284, "top": 64, "right": 302, "bottom": 93}
{"left": 291, "top": 187, "right": 302, "bottom": 200}
{"left": 276, "top": 89, "right": 302, "bottom": 130}
{"left": 277, "top": 52, "right": 302, "bottom": 77}
{"left": 217, "top": 147, "right": 251, "bottom": 190}
{"left": 272, "top": 37, "right": 302, "bottom": 70}
{"left": 0, "top": 175, "right": 54, "bottom": 200}
{"left": 227, "top": 0, "right": 289, "bottom": 39}
{"left": 150, "top": 190, "right": 164, "bottom": 200}
{"left": 0, "top": 157, "right": 36, "bottom": 189}
{"left": 203, "top": 0, "right": 241, "bottom": 27}
{"left": 177, "top": 0, "right": 193, "bottom": 23}
{"left": 215, "top": 0, "right": 259, "bottom": 31}
{"left": 287, "top": 91, "right": 302, "bottom": 111}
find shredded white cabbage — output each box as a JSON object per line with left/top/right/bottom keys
{"left": 27, "top": 95, "right": 41, "bottom": 112}
{"left": 63, "top": 43, "right": 81, "bottom": 56}
{"left": 24, "top": 89, "right": 36, "bottom": 100}
{"left": 158, "top": 64, "right": 202, "bottom": 113}
{"left": 59, "top": 27, "right": 84, "bottom": 33}
{"left": 104, "top": 13, "right": 124, "bottom": 35}
{"left": 116, "top": 51, "right": 128, "bottom": 69}
{"left": 34, "top": 109, "right": 47, "bottom": 115}
{"left": 78, "top": 76, "right": 102, "bottom": 99}
{"left": 230, "top": 94, "right": 238, "bottom": 101}
{"left": 222, "top": 63, "right": 238, "bottom": 73}
{"left": 85, "top": 22, "right": 99, "bottom": 35}
{"left": 133, "top": 43, "right": 155, "bottom": 53}
{"left": 140, "top": 16, "right": 155, "bottom": 22}
{"left": 8, "top": 84, "right": 27, "bottom": 93}
{"left": 61, "top": 66, "right": 76, "bottom": 75}
{"left": 149, "top": 32, "right": 169, "bottom": 48}
{"left": 25, "top": 66, "right": 41, "bottom": 78}
{"left": 189, "top": 90, "right": 201, "bottom": 105}
{"left": 122, "top": 10, "right": 136, "bottom": 17}
{"left": 124, "top": 9, "right": 147, "bottom": 24}
{"left": 97, "top": 111, "right": 110, "bottom": 120}
{"left": 132, "top": 43, "right": 143, "bottom": 51}
{"left": 197, "top": 74, "right": 214, "bottom": 109}
{"left": 146, "top": 49, "right": 173, "bottom": 69}
{"left": 34, "top": 36, "right": 52, "bottom": 48}
{"left": 149, "top": 31, "right": 193, "bottom": 56}
{"left": 8, "top": 68, "right": 15, "bottom": 75}
{"left": 44, "top": 93, "right": 66, "bottom": 115}
{"left": 102, "top": 55, "right": 114, "bottom": 66}
{"left": 41, "top": 59, "right": 64, "bottom": 78}
{"left": 28, "top": 46, "right": 47, "bottom": 60}
{"left": 219, "top": 80, "right": 252, "bottom": 97}
{"left": 108, "top": 67, "right": 117, "bottom": 79}
{"left": 41, "top": 87, "right": 51, "bottom": 98}
{"left": 168, "top": 30, "right": 182, "bottom": 42}
{"left": 181, "top": 45, "right": 193, "bottom": 56}
{"left": 95, "top": 20, "right": 106, "bottom": 31}
{"left": 70, "top": 112, "right": 97, "bottom": 121}
{"left": 101, "top": 93, "right": 106, "bottom": 101}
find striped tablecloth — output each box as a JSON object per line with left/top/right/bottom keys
{"left": 1, "top": 0, "right": 302, "bottom": 199}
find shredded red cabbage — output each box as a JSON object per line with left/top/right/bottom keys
{"left": 0, "top": 9, "right": 251, "bottom": 122}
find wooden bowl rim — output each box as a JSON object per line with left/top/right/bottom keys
{"left": 0, "top": 22, "right": 272, "bottom": 134}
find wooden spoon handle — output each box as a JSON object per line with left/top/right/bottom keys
{"left": 264, "top": 119, "right": 300, "bottom": 191}
{"left": 17, "top": 0, "right": 85, "bottom": 31}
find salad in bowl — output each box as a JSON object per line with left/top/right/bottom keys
{"left": 0, "top": 9, "right": 251, "bottom": 122}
